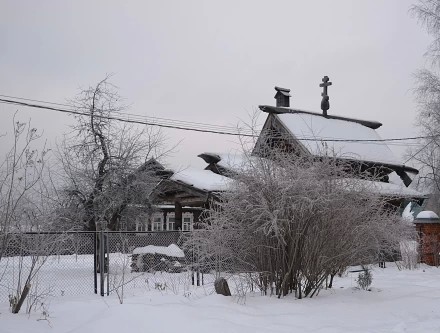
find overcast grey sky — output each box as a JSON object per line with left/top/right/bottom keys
{"left": 0, "top": 0, "right": 432, "bottom": 169}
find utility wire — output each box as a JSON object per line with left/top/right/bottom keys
{"left": 0, "top": 96, "right": 434, "bottom": 143}
{"left": 0, "top": 94, "right": 251, "bottom": 134}
{"left": 0, "top": 98, "right": 254, "bottom": 137}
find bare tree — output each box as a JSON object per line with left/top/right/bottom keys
{"left": 0, "top": 117, "right": 69, "bottom": 314}
{"left": 0, "top": 116, "right": 48, "bottom": 257}
{"left": 409, "top": 1, "right": 440, "bottom": 208}
{"left": 187, "top": 147, "right": 415, "bottom": 299}
{"left": 57, "top": 77, "right": 171, "bottom": 231}
{"left": 411, "top": 0, "right": 440, "bottom": 63}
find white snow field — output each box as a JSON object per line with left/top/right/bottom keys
{"left": 1, "top": 263, "right": 440, "bottom": 333}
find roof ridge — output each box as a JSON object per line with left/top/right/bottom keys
{"left": 259, "top": 105, "right": 382, "bottom": 129}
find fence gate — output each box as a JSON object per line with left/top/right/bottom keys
{"left": 94, "top": 231, "right": 183, "bottom": 297}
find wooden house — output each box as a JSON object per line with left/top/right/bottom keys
{"left": 146, "top": 84, "right": 427, "bottom": 232}
{"left": 146, "top": 167, "right": 231, "bottom": 231}
{"left": 199, "top": 86, "right": 427, "bottom": 210}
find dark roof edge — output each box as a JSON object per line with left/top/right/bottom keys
{"left": 347, "top": 159, "right": 419, "bottom": 175}
{"left": 259, "top": 105, "right": 382, "bottom": 129}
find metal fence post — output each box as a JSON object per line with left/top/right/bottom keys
{"left": 106, "top": 231, "right": 110, "bottom": 296}
{"left": 94, "top": 232, "right": 97, "bottom": 294}
{"left": 0, "top": 230, "right": 192, "bottom": 303}
{"left": 100, "top": 230, "right": 105, "bottom": 297}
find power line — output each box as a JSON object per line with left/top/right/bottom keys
{"left": 0, "top": 94, "right": 251, "bottom": 134}
{"left": 0, "top": 94, "right": 75, "bottom": 108}
{"left": 0, "top": 98, "right": 254, "bottom": 137}
{"left": 0, "top": 96, "right": 434, "bottom": 143}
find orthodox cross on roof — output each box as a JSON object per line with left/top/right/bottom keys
{"left": 319, "top": 76, "right": 332, "bottom": 117}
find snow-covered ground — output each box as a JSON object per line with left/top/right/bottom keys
{"left": 1, "top": 264, "right": 440, "bottom": 332}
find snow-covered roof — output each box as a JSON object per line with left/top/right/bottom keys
{"left": 342, "top": 178, "right": 427, "bottom": 198}
{"left": 276, "top": 112, "right": 404, "bottom": 167}
{"left": 133, "top": 244, "right": 185, "bottom": 258}
{"left": 416, "top": 211, "right": 439, "bottom": 220}
{"left": 170, "top": 167, "right": 231, "bottom": 192}
{"left": 197, "top": 152, "right": 425, "bottom": 198}
{"left": 216, "top": 153, "right": 246, "bottom": 170}
{"left": 388, "top": 171, "right": 405, "bottom": 187}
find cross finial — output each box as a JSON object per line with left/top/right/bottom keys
{"left": 319, "top": 76, "right": 332, "bottom": 116}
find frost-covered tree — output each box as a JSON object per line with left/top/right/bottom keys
{"left": 187, "top": 148, "right": 414, "bottom": 299}
{"left": 57, "top": 77, "right": 171, "bottom": 231}
{"left": 0, "top": 118, "right": 69, "bottom": 314}
{"left": 410, "top": 1, "right": 440, "bottom": 208}
{"left": 0, "top": 118, "right": 48, "bottom": 253}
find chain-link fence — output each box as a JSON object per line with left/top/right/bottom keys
{"left": 0, "top": 232, "right": 96, "bottom": 305}
{"left": 0, "top": 231, "right": 218, "bottom": 306}
{"left": 100, "top": 231, "right": 189, "bottom": 298}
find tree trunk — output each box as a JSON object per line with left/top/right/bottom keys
{"left": 329, "top": 273, "right": 335, "bottom": 289}
{"left": 12, "top": 283, "right": 31, "bottom": 314}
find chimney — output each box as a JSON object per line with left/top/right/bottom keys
{"left": 274, "top": 86, "right": 291, "bottom": 107}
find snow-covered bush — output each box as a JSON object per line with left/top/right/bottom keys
{"left": 187, "top": 147, "right": 415, "bottom": 299}
{"left": 399, "top": 240, "right": 419, "bottom": 270}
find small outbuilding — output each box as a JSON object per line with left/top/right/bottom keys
{"left": 414, "top": 211, "right": 440, "bottom": 266}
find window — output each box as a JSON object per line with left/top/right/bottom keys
{"left": 167, "top": 213, "right": 175, "bottom": 231}
{"left": 137, "top": 223, "right": 147, "bottom": 232}
{"left": 135, "top": 216, "right": 148, "bottom": 231}
{"left": 182, "top": 213, "right": 193, "bottom": 231}
{"left": 151, "top": 214, "right": 164, "bottom": 231}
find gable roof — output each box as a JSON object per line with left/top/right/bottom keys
{"left": 151, "top": 167, "right": 231, "bottom": 207}
{"left": 277, "top": 112, "right": 399, "bottom": 166}
{"left": 135, "top": 158, "right": 174, "bottom": 179}
{"left": 256, "top": 106, "right": 418, "bottom": 175}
